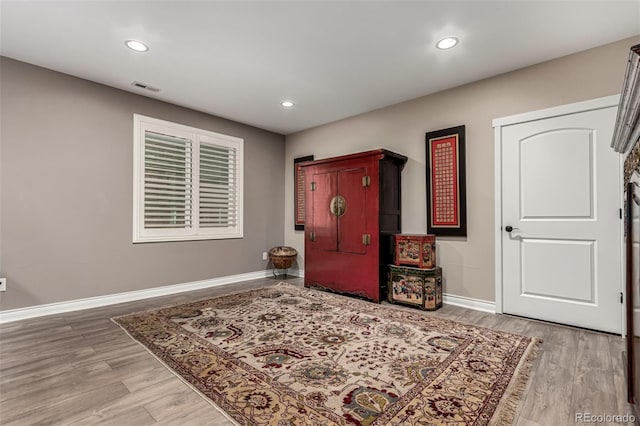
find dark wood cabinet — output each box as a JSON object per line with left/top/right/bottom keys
{"left": 301, "top": 149, "right": 407, "bottom": 302}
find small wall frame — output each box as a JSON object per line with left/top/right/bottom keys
{"left": 294, "top": 155, "right": 314, "bottom": 230}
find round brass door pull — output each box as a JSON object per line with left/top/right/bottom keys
{"left": 330, "top": 195, "right": 346, "bottom": 216}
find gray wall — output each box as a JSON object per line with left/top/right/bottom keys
{"left": 285, "top": 36, "right": 640, "bottom": 302}
{"left": 0, "top": 57, "right": 285, "bottom": 311}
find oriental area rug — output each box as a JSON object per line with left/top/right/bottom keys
{"left": 112, "top": 283, "right": 540, "bottom": 426}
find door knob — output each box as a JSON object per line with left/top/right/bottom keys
{"left": 505, "top": 225, "right": 519, "bottom": 232}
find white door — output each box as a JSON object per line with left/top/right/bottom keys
{"left": 499, "top": 103, "right": 622, "bottom": 333}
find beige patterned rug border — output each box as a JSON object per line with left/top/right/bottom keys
{"left": 112, "top": 282, "right": 542, "bottom": 425}
{"left": 111, "top": 315, "right": 242, "bottom": 426}
{"left": 110, "top": 282, "right": 295, "bottom": 426}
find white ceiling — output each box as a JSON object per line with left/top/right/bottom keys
{"left": 1, "top": 1, "right": 639, "bottom": 135}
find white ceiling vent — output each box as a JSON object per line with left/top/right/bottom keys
{"left": 131, "top": 81, "right": 160, "bottom": 92}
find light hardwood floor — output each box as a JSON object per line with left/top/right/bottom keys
{"left": 0, "top": 277, "right": 635, "bottom": 425}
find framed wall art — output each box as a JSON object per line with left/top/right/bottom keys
{"left": 425, "top": 125, "right": 467, "bottom": 236}
{"left": 294, "top": 155, "right": 314, "bottom": 230}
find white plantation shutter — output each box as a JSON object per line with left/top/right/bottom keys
{"left": 199, "top": 141, "right": 238, "bottom": 229}
{"left": 144, "top": 131, "right": 193, "bottom": 229}
{"left": 133, "top": 114, "right": 243, "bottom": 242}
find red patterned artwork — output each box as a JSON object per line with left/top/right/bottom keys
{"left": 295, "top": 163, "right": 305, "bottom": 223}
{"left": 430, "top": 135, "right": 459, "bottom": 226}
{"left": 426, "top": 125, "right": 467, "bottom": 236}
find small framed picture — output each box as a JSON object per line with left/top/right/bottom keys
{"left": 294, "top": 155, "right": 314, "bottom": 230}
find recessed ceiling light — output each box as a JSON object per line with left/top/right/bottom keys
{"left": 125, "top": 39, "right": 149, "bottom": 52}
{"left": 436, "top": 37, "right": 459, "bottom": 50}
{"left": 280, "top": 100, "right": 295, "bottom": 108}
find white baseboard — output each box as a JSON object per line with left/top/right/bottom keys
{"left": 271, "top": 269, "right": 494, "bottom": 313}
{"left": 0, "top": 268, "right": 493, "bottom": 324}
{"left": 272, "top": 269, "right": 494, "bottom": 313}
{"left": 443, "top": 293, "right": 496, "bottom": 313}
{"left": 0, "top": 270, "right": 287, "bottom": 324}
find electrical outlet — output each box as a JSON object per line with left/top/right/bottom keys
{"left": 0, "top": 278, "right": 6, "bottom": 292}
{"left": 262, "top": 252, "right": 268, "bottom": 261}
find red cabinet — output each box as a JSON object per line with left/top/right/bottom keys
{"left": 301, "top": 149, "right": 407, "bottom": 302}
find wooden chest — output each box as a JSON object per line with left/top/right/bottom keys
{"left": 388, "top": 265, "right": 442, "bottom": 310}
{"left": 394, "top": 234, "right": 436, "bottom": 269}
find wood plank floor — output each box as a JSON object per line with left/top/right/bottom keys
{"left": 0, "top": 277, "right": 635, "bottom": 425}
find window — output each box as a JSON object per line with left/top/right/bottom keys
{"left": 133, "top": 114, "right": 243, "bottom": 242}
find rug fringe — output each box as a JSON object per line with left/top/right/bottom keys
{"left": 490, "top": 337, "right": 543, "bottom": 426}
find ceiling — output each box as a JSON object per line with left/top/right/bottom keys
{"left": 1, "top": 1, "right": 639, "bottom": 135}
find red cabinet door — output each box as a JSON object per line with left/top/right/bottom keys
{"left": 337, "top": 168, "right": 367, "bottom": 254}
{"left": 311, "top": 171, "right": 337, "bottom": 251}
{"left": 309, "top": 168, "right": 368, "bottom": 255}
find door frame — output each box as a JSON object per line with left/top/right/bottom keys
{"left": 492, "top": 94, "right": 624, "bottom": 330}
